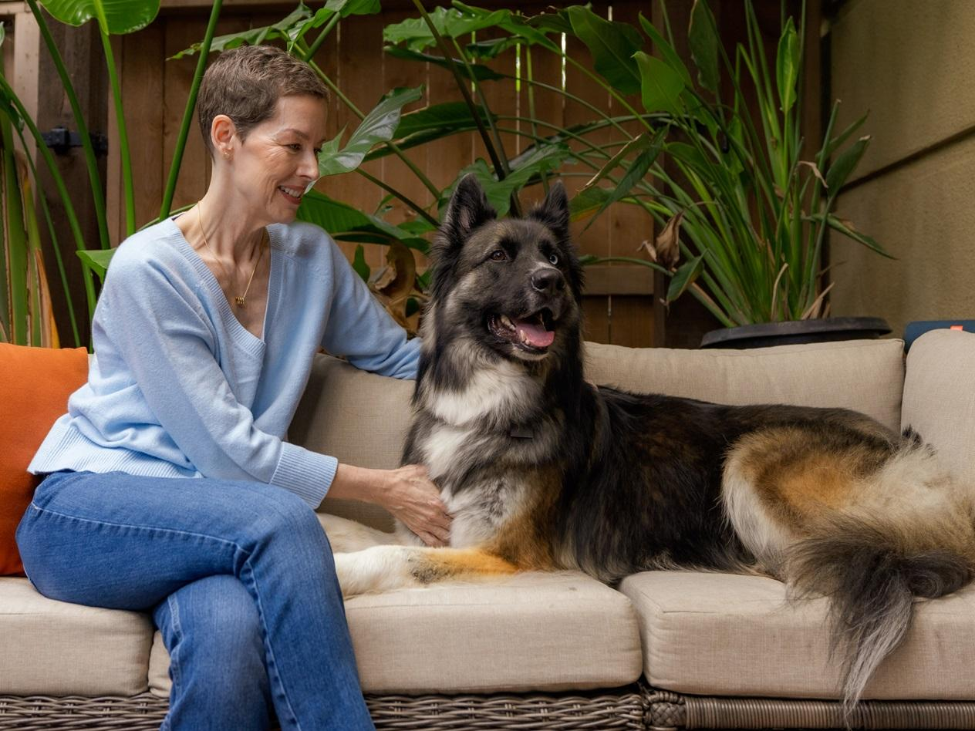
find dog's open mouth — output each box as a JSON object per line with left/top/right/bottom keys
{"left": 488, "top": 310, "right": 556, "bottom": 352}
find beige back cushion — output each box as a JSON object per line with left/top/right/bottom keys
{"left": 585, "top": 338, "right": 904, "bottom": 430}
{"left": 293, "top": 339, "right": 906, "bottom": 530}
{"left": 902, "top": 329, "right": 975, "bottom": 485}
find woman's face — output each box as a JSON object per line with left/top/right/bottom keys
{"left": 228, "top": 94, "right": 327, "bottom": 224}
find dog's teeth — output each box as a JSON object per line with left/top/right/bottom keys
{"left": 501, "top": 315, "right": 515, "bottom": 330}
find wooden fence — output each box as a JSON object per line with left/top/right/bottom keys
{"left": 103, "top": 0, "right": 655, "bottom": 346}
{"left": 3, "top": 0, "right": 818, "bottom": 348}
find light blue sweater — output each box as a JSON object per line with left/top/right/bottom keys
{"left": 29, "top": 217, "right": 420, "bottom": 508}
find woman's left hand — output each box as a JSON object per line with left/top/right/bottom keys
{"left": 380, "top": 465, "right": 453, "bottom": 547}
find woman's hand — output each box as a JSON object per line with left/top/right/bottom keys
{"left": 380, "top": 465, "right": 452, "bottom": 547}
{"left": 327, "top": 463, "right": 452, "bottom": 547}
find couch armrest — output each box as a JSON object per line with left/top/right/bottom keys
{"left": 902, "top": 329, "right": 975, "bottom": 485}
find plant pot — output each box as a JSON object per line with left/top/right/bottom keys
{"left": 699, "top": 317, "right": 892, "bottom": 349}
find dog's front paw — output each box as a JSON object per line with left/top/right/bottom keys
{"left": 333, "top": 553, "right": 363, "bottom": 599}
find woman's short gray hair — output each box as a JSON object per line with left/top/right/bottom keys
{"left": 197, "top": 45, "right": 328, "bottom": 156}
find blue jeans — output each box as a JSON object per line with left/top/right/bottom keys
{"left": 15, "top": 470, "right": 375, "bottom": 731}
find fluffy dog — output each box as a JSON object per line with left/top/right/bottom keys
{"left": 325, "top": 174, "right": 975, "bottom": 708}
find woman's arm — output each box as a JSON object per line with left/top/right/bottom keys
{"left": 327, "top": 463, "right": 452, "bottom": 547}
{"left": 319, "top": 236, "right": 421, "bottom": 379}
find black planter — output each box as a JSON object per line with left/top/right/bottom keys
{"left": 699, "top": 317, "right": 892, "bottom": 349}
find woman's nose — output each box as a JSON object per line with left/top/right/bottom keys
{"left": 299, "top": 149, "right": 319, "bottom": 179}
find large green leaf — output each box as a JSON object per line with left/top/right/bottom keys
{"left": 77, "top": 248, "right": 116, "bottom": 283}
{"left": 825, "top": 135, "right": 870, "bottom": 194}
{"left": 364, "top": 101, "right": 494, "bottom": 161}
{"left": 666, "top": 254, "right": 704, "bottom": 303}
{"left": 171, "top": 5, "right": 312, "bottom": 59}
{"left": 565, "top": 6, "right": 643, "bottom": 95}
{"left": 383, "top": 6, "right": 510, "bottom": 52}
{"left": 634, "top": 51, "right": 685, "bottom": 114}
{"left": 806, "top": 213, "right": 893, "bottom": 259}
{"left": 569, "top": 186, "right": 612, "bottom": 222}
{"left": 38, "top": 0, "right": 159, "bottom": 34}
{"left": 442, "top": 144, "right": 573, "bottom": 217}
{"left": 318, "top": 86, "right": 424, "bottom": 177}
{"left": 384, "top": 46, "right": 504, "bottom": 81}
{"left": 688, "top": 0, "right": 719, "bottom": 93}
{"left": 775, "top": 17, "right": 799, "bottom": 114}
{"left": 638, "top": 13, "right": 692, "bottom": 87}
{"left": 453, "top": 2, "right": 558, "bottom": 52}
{"left": 586, "top": 130, "right": 665, "bottom": 223}
{"left": 296, "top": 190, "right": 429, "bottom": 251}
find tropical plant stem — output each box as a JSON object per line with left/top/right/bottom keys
{"left": 449, "top": 36, "right": 512, "bottom": 177}
{"left": 98, "top": 26, "right": 134, "bottom": 236}
{"left": 525, "top": 46, "right": 548, "bottom": 194}
{"left": 1, "top": 113, "right": 28, "bottom": 343}
{"left": 300, "top": 47, "right": 441, "bottom": 200}
{"left": 409, "top": 0, "right": 507, "bottom": 181}
{"left": 26, "top": 0, "right": 109, "bottom": 251}
{"left": 354, "top": 168, "right": 439, "bottom": 227}
{"left": 301, "top": 12, "right": 340, "bottom": 61}
{"left": 161, "top": 0, "right": 222, "bottom": 220}
{"left": 15, "top": 126, "right": 81, "bottom": 346}
{"left": 0, "top": 76, "right": 88, "bottom": 258}
{"left": 498, "top": 72, "right": 635, "bottom": 140}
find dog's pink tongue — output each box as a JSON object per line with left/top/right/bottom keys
{"left": 516, "top": 320, "right": 555, "bottom": 348}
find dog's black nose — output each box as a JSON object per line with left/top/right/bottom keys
{"left": 531, "top": 268, "right": 564, "bottom": 294}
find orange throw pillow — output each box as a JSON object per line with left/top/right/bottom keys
{"left": 0, "top": 344, "right": 88, "bottom": 575}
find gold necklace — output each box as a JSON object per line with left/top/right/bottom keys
{"left": 197, "top": 202, "right": 266, "bottom": 307}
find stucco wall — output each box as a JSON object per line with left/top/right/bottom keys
{"left": 829, "top": 0, "right": 975, "bottom": 336}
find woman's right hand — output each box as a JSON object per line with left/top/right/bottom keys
{"left": 380, "top": 465, "right": 452, "bottom": 547}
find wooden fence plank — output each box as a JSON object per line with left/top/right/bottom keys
{"left": 334, "top": 12, "right": 386, "bottom": 268}
{"left": 124, "top": 23, "right": 164, "bottom": 232}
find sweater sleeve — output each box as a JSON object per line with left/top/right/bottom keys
{"left": 319, "top": 237, "right": 421, "bottom": 379}
{"left": 101, "top": 253, "right": 335, "bottom": 507}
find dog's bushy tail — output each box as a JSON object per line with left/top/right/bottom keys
{"left": 786, "top": 517, "right": 973, "bottom": 713}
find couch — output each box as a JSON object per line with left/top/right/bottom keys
{"left": 2, "top": 330, "right": 974, "bottom": 730}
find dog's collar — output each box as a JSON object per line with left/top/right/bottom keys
{"left": 509, "top": 426, "right": 534, "bottom": 439}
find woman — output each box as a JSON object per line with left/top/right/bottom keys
{"left": 16, "top": 45, "right": 450, "bottom": 731}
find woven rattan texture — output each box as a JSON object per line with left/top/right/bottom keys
{"left": 645, "top": 689, "right": 685, "bottom": 729}
{"left": 681, "top": 695, "right": 975, "bottom": 729}
{"left": 0, "top": 691, "right": 645, "bottom": 730}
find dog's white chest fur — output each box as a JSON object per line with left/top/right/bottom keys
{"left": 413, "top": 363, "right": 538, "bottom": 549}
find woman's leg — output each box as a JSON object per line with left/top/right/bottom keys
{"left": 153, "top": 575, "right": 272, "bottom": 731}
{"left": 15, "top": 470, "right": 374, "bottom": 731}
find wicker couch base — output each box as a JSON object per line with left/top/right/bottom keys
{"left": 0, "top": 689, "right": 646, "bottom": 730}
{"left": 645, "top": 688, "right": 975, "bottom": 729}
{"left": 7, "top": 688, "right": 975, "bottom": 730}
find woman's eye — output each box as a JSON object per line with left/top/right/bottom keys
{"left": 288, "top": 144, "right": 301, "bottom": 151}
{"left": 549, "top": 253, "right": 560, "bottom": 265}
{"left": 490, "top": 250, "right": 507, "bottom": 262}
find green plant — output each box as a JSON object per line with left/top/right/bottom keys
{"left": 0, "top": 0, "right": 170, "bottom": 346}
{"left": 379, "top": 0, "right": 890, "bottom": 327}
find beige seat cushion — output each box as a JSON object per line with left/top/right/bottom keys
{"left": 902, "top": 329, "right": 975, "bottom": 485}
{"left": 150, "top": 571, "right": 642, "bottom": 697}
{"left": 0, "top": 576, "right": 154, "bottom": 696}
{"left": 620, "top": 571, "right": 975, "bottom": 700}
{"left": 585, "top": 338, "right": 905, "bottom": 432}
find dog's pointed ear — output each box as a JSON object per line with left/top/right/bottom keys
{"left": 528, "top": 180, "right": 570, "bottom": 242}
{"left": 440, "top": 174, "right": 497, "bottom": 246}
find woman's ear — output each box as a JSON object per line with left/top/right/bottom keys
{"left": 211, "top": 114, "right": 237, "bottom": 159}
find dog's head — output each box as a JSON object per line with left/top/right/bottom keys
{"left": 427, "top": 174, "right": 583, "bottom": 363}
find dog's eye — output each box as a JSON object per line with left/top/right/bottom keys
{"left": 548, "top": 253, "right": 560, "bottom": 266}
{"left": 490, "top": 250, "right": 507, "bottom": 262}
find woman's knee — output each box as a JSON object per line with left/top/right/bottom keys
{"left": 155, "top": 575, "right": 266, "bottom": 679}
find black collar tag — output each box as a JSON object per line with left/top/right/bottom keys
{"left": 509, "top": 426, "right": 534, "bottom": 440}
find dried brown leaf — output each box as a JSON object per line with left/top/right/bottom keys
{"left": 654, "top": 211, "right": 685, "bottom": 269}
